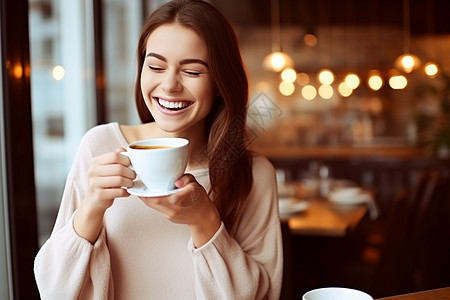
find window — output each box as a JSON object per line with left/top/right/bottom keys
{"left": 29, "top": 0, "right": 145, "bottom": 245}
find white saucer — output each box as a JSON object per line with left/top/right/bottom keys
{"left": 279, "top": 198, "right": 309, "bottom": 215}
{"left": 127, "top": 179, "right": 182, "bottom": 197}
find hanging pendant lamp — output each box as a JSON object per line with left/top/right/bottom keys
{"left": 394, "top": 0, "right": 420, "bottom": 73}
{"left": 263, "top": 0, "right": 293, "bottom": 72}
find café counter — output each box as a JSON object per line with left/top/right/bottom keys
{"left": 253, "top": 145, "right": 428, "bottom": 159}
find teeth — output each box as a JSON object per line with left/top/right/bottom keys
{"left": 158, "top": 99, "right": 189, "bottom": 109}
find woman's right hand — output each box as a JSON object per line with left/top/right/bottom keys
{"left": 74, "top": 148, "right": 136, "bottom": 243}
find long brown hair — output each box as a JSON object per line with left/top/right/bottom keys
{"left": 135, "top": 0, "right": 253, "bottom": 234}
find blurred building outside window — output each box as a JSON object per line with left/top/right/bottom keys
{"left": 29, "top": 0, "right": 143, "bottom": 246}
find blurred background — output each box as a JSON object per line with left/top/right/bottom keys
{"left": 28, "top": 0, "right": 450, "bottom": 244}
{"left": 1, "top": 0, "right": 450, "bottom": 299}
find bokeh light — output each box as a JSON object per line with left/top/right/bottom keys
{"left": 301, "top": 85, "right": 317, "bottom": 100}
{"left": 279, "top": 81, "right": 295, "bottom": 96}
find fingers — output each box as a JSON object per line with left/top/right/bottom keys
{"left": 92, "top": 151, "right": 132, "bottom": 168}
{"left": 89, "top": 186, "right": 131, "bottom": 202}
{"left": 91, "top": 151, "right": 135, "bottom": 176}
{"left": 87, "top": 151, "right": 136, "bottom": 202}
{"left": 174, "top": 173, "right": 197, "bottom": 188}
{"left": 92, "top": 164, "right": 135, "bottom": 181}
{"left": 141, "top": 179, "right": 206, "bottom": 211}
{"left": 89, "top": 174, "right": 134, "bottom": 190}
{"left": 171, "top": 184, "right": 205, "bottom": 207}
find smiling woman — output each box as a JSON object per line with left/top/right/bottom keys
{"left": 140, "top": 24, "right": 215, "bottom": 134}
{"left": 34, "top": 1, "right": 283, "bottom": 299}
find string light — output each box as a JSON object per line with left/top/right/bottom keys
{"left": 338, "top": 82, "right": 353, "bottom": 97}
{"left": 367, "top": 70, "right": 384, "bottom": 91}
{"left": 424, "top": 62, "right": 439, "bottom": 77}
{"left": 388, "top": 69, "right": 407, "bottom": 89}
{"left": 281, "top": 68, "right": 297, "bottom": 83}
{"left": 344, "top": 73, "right": 360, "bottom": 90}
{"left": 318, "top": 84, "right": 334, "bottom": 99}
{"left": 301, "top": 85, "right": 317, "bottom": 100}
{"left": 279, "top": 81, "right": 295, "bottom": 96}
{"left": 318, "top": 69, "right": 334, "bottom": 85}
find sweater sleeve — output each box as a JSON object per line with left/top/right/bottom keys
{"left": 34, "top": 125, "right": 116, "bottom": 300}
{"left": 188, "top": 156, "right": 283, "bottom": 300}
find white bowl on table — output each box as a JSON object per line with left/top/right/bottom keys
{"left": 328, "top": 187, "right": 369, "bottom": 205}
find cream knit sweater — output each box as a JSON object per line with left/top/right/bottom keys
{"left": 34, "top": 122, "right": 283, "bottom": 300}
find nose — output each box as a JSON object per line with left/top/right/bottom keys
{"left": 161, "top": 70, "right": 182, "bottom": 93}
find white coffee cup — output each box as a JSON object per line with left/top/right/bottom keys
{"left": 122, "top": 137, "right": 189, "bottom": 193}
{"left": 303, "top": 287, "right": 373, "bottom": 300}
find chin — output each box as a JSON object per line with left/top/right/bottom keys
{"left": 154, "top": 121, "right": 186, "bottom": 135}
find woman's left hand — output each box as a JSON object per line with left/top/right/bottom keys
{"left": 139, "top": 173, "right": 221, "bottom": 247}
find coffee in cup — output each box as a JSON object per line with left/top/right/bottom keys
{"left": 122, "top": 137, "right": 189, "bottom": 193}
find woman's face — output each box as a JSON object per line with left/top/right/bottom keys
{"left": 141, "top": 23, "right": 215, "bottom": 135}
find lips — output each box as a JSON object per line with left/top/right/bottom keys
{"left": 155, "top": 97, "right": 192, "bottom": 111}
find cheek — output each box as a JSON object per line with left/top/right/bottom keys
{"left": 198, "top": 89, "right": 216, "bottom": 115}
{"left": 197, "top": 79, "right": 216, "bottom": 105}
{"left": 140, "top": 71, "right": 158, "bottom": 102}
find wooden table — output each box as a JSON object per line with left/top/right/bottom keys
{"left": 375, "top": 287, "right": 450, "bottom": 299}
{"left": 282, "top": 198, "right": 367, "bottom": 237}
{"left": 279, "top": 182, "right": 368, "bottom": 237}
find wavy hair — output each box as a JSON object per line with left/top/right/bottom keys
{"left": 135, "top": 0, "right": 253, "bottom": 234}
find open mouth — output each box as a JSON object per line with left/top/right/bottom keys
{"left": 156, "top": 98, "right": 192, "bottom": 111}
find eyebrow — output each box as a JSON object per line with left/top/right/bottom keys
{"left": 146, "top": 52, "right": 208, "bottom": 67}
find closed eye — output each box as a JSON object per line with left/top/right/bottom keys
{"left": 148, "top": 65, "right": 164, "bottom": 71}
{"left": 183, "top": 70, "right": 201, "bottom": 77}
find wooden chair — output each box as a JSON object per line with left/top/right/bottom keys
{"left": 370, "top": 188, "right": 411, "bottom": 297}
{"left": 372, "top": 168, "right": 449, "bottom": 297}
{"left": 407, "top": 169, "right": 450, "bottom": 291}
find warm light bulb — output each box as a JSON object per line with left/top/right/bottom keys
{"left": 389, "top": 75, "right": 407, "bottom": 89}
{"left": 338, "top": 82, "right": 353, "bottom": 97}
{"left": 367, "top": 71, "right": 383, "bottom": 91}
{"left": 318, "top": 69, "right": 334, "bottom": 85}
{"left": 271, "top": 53, "right": 286, "bottom": 71}
{"left": 424, "top": 62, "right": 438, "bottom": 77}
{"left": 281, "top": 68, "right": 297, "bottom": 83}
{"left": 301, "top": 85, "right": 317, "bottom": 100}
{"left": 279, "top": 81, "right": 295, "bottom": 96}
{"left": 263, "top": 51, "right": 294, "bottom": 72}
{"left": 395, "top": 53, "right": 421, "bottom": 73}
{"left": 318, "top": 84, "right": 334, "bottom": 99}
{"left": 345, "top": 73, "right": 360, "bottom": 89}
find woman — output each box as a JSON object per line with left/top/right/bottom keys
{"left": 34, "top": 0, "right": 283, "bottom": 299}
